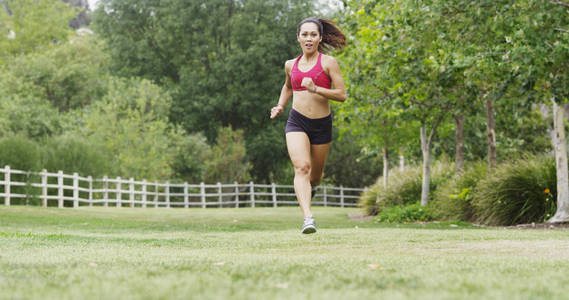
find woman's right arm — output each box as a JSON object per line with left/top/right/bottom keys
{"left": 270, "top": 61, "right": 293, "bottom": 119}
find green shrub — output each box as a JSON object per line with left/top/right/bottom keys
{"left": 0, "top": 135, "right": 42, "bottom": 171}
{"left": 359, "top": 159, "right": 454, "bottom": 216}
{"left": 41, "top": 135, "right": 113, "bottom": 177}
{"left": 171, "top": 132, "right": 210, "bottom": 183}
{"left": 359, "top": 166, "right": 421, "bottom": 215}
{"left": 0, "top": 73, "right": 62, "bottom": 139}
{"left": 0, "top": 136, "right": 43, "bottom": 205}
{"left": 204, "top": 126, "right": 252, "bottom": 183}
{"left": 431, "top": 161, "right": 488, "bottom": 221}
{"left": 374, "top": 203, "right": 434, "bottom": 224}
{"left": 74, "top": 77, "right": 180, "bottom": 180}
{"left": 472, "top": 155, "right": 556, "bottom": 225}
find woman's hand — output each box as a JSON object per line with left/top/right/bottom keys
{"left": 270, "top": 104, "right": 284, "bottom": 119}
{"left": 301, "top": 77, "right": 317, "bottom": 93}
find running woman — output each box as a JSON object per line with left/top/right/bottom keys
{"left": 270, "top": 17, "right": 347, "bottom": 234}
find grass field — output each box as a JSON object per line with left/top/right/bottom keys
{"left": 1, "top": 206, "right": 569, "bottom": 300}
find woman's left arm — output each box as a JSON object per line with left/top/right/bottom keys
{"left": 310, "top": 55, "right": 347, "bottom": 102}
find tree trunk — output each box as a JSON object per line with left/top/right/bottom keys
{"left": 227, "top": 0, "right": 234, "bottom": 51}
{"left": 548, "top": 100, "right": 569, "bottom": 223}
{"left": 420, "top": 125, "right": 431, "bottom": 206}
{"left": 539, "top": 103, "right": 555, "bottom": 151}
{"left": 399, "top": 154, "right": 405, "bottom": 172}
{"left": 486, "top": 97, "right": 497, "bottom": 171}
{"left": 382, "top": 145, "right": 389, "bottom": 188}
{"left": 419, "top": 114, "right": 445, "bottom": 206}
{"left": 455, "top": 114, "right": 465, "bottom": 172}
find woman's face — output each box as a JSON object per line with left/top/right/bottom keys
{"left": 297, "top": 22, "right": 321, "bottom": 54}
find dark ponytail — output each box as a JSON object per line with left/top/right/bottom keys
{"left": 297, "top": 17, "right": 347, "bottom": 52}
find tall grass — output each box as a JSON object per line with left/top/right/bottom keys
{"left": 431, "top": 161, "right": 488, "bottom": 222}
{"left": 472, "top": 155, "right": 557, "bottom": 225}
{"left": 359, "top": 160, "right": 454, "bottom": 215}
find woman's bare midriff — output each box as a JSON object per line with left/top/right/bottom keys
{"left": 291, "top": 90, "right": 330, "bottom": 118}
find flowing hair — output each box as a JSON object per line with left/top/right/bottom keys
{"left": 297, "top": 17, "right": 347, "bottom": 52}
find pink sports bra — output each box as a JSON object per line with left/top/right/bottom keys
{"left": 290, "top": 53, "right": 332, "bottom": 91}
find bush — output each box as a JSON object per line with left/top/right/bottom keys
{"left": 374, "top": 203, "right": 434, "bottom": 224}
{"left": 0, "top": 73, "right": 62, "bottom": 139}
{"left": 431, "top": 161, "right": 488, "bottom": 221}
{"left": 74, "top": 77, "right": 180, "bottom": 180}
{"left": 359, "top": 159, "right": 454, "bottom": 216}
{"left": 0, "top": 136, "right": 43, "bottom": 205}
{"left": 41, "top": 135, "right": 113, "bottom": 177}
{"left": 0, "top": 136, "right": 42, "bottom": 171}
{"left": 204, "top": 127, "right": 252, "bottom": 183}
{"left": 170, "top": 132, "right": 210, "bottom": 183}
{"left": 472, "top": 155, "right": 557, "bottom": 225}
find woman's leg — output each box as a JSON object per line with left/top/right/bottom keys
{"left": 310, "top": 143, "right": 331, "bottom": 187}
{"left": 286, "top": 132, "right": 313, "bottom": 218}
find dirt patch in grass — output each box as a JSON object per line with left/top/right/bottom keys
{"left": 348, "top": 211, "right": 569, "bottom": 230}
{"left": 503, "top": 222, "right": 569, "bottom": 230}
{"left": 347, "top": 212, "right": 373, "bottom": 222}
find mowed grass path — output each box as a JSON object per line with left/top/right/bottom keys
{"left": 1, "top": 206, "right": 569, "bottom": 300}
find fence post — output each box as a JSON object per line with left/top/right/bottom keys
{"left": 142, "top": 180, "right": 147, "bottom": 208}
{"left": 56, "top": 171, "right": 64, "bottom": 208}
{"left": 200, "top": 182, "right": 206, "bottom": 208}
{"left": 154, "top": 181, "right": 159, "bottom": 208}
{"left": 4, "top": 166, "right": 10, "bottom": 206}
{"left": 103, "top": 176, "right": 108, "bottom": 207}
{"left": 234, "top": 182, "right": 239, "bottom": 208}
{"left": 183, "top": 182, "right": 189, "bottom": 209}
{"left": 340, "top": 185, "right": 344, "bottom": 208}
{"left": 88, "top": 176, "right": 93, "bottom": 207}
{"left": 217, "top": 182, "right": 222, "bottom": 208}
{"left": 129, "top": 178, "right": 135, "bottom": 208}
{"left": 272, "top": 183, "right": 277, "bottom": 207}
{"left": 116, "top": 177, "right": 122, "bottom": 208}
{"left": 73, "top": 173, "right": 79, "bottom": 208}
{"left": 165, "top": 181, "right": 170, "bottom": 208}
{"left": 323, "top": 186, "right": 327, "bottom": 207}
{"left": 24, "top": 171, "right": 31, "bottom": 206}
{"left": 250, "top": 181, "right": 255, "bottom": 208}
{"left": 41, "top": 169, "right": 47, "bottom": 208}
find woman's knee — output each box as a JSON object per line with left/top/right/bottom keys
{"left": 294, "top": 161, "right": 311, "bottom": 176}
{"left": 310, "top": 176, "right": 322, "bottom": 187}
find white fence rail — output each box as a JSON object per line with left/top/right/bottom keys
{"left": 0, "top": 166, "right": 364, "bottom": 208}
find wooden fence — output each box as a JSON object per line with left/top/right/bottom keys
{"left": 0, "top": 166, "right": 364, "bottom": 208}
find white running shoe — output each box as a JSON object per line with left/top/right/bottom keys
{"left": 302, "top": 216, "right": 316, "bottom": 234}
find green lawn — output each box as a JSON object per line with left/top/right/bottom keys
{"left": 1, "top": 206, "right": 568, "bottom": 300}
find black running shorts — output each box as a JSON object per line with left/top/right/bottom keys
{"left": 285, "top": 108, "right": 332, "bottom": 145}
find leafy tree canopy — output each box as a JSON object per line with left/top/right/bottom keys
{"left": 0, "top": 0, "right": 78, "bottom": 64}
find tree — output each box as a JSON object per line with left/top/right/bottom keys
{"left": 0, "top": 71, "right": 62, "bottom": 139}
{"left": 72, "top": 77, "right": 182, "bottom": 180}
{"left": 92, "top": 0, "right": 315, "bottom": 182}
{"left": 338, "top": 2, "right": 417, "bottom": 188}
{"left": 0, "top": 0, "right": 77, "bottom": 64}
{"left": 5, "top": 35, "right": 109, "bottom": 112}
{"left": 507, "top": 0, "right": 569, "bottom": 223}
{"left": 324, "top": 131, "right": 383, "bottom": 188}
{"left": 341, "top": 0, "right": 458, "bottom": 205}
